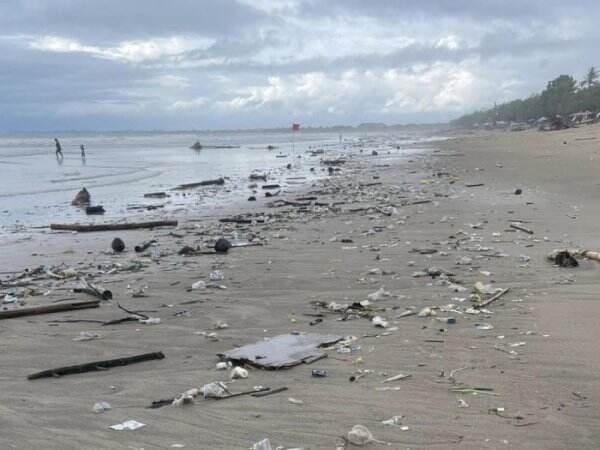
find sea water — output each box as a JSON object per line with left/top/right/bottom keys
{"left": 0, "top": 129, "right": 438, "bottom": 231}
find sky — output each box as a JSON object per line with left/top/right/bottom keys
{"left": 1, "top": 0, "right": 599, "bottom": 131}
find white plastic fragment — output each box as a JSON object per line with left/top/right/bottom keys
{"left": 92, "top": 401, "right": 111, "bottom": 413}
{"left": 458, "top": 398, "right": 469, "bottom": 408}
{"left": 347, "top": 424, "right": 386, "bottom": 446}
{"left": 417, "top": 307, "right": 436, "bottom": 317}
{"left": 216, "top": 361, "right": 232, "bottom": 370}
{"left": 139, "top": 317, "right": 161, "bottom": 325}
{"left": 230, "top": 366, "right": 249, "bottom": 380}
{"left": 110, "top": 420, "right": 146, "bottom": 431}
{"left": 382, "top": 373, "right": 410, "bottom": 383}
{"left": 191, "top": 280, "right": 206, "bottom": 290}
{"left": 172, "top": 388, "right": 199, "bottom": 407}
{"left": 213, "top": 321, "right": 229, "bottom": 329}
{"left": 371, "top": 316, "right": 389, "bottom": 328}
{"left": 200, "top": 382, "right": 229, "bottom": 398}
{"left": 347, "top": 424, "right": 375, "bottom": 445}
{"left": 381, "top": 415, "right": 403, "bottom": 426}
{"left": 252, "top": 438, "right": 272, "bottom": 450}
{"left": 367, "top": 287, "right": 391, "bottom": 301}
{"left": 73, "top": 331, "right": 101, "bottom": 341}
{"left": 209, "top": 270, "right": 224, "bottom": 281}
{"left": 288, "top": 397, "right": 304, "bottom": 405}
{"left": 3, "top": 294, "right": 17, "bottom": 304}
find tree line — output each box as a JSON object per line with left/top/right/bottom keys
{"left": 452, "top": 68, "right": 600, "bottom": 127}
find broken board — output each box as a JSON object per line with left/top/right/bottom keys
{"left": 219, "top": 333, "right": 342, "bottom": 369}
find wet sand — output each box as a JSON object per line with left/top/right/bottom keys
{"left": 1, "top": 126, "right": 600, "bottom": 449}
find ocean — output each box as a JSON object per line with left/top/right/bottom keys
{"left": 0, "top": 129, "right": 440, "bottom": 231}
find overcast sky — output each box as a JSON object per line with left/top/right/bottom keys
{"left": 1, "top": 0, "right": 598, "bottom": 131}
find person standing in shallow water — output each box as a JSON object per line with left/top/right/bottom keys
{"left": 54, "top": 138, "right": 63, "bottom": 159}
{"left": 80, "top": 144, "right": 85, "bottom": 158}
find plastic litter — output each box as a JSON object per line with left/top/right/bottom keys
{"left": 252, "top": 439, "right": 272, "bottom": 450}
{"left": 371, "top": 316, "right": 389, "bottom": 328}
{"left": 417, "top": 307, "right": 436, "bottom": 317}
{"left": 346, "top": 424, "right": 386, "bottom": 446}
{"left": 191, "top": 280, "right": 206, "bottom": 290}
{"left": 92, "top": 401, "right": 111, "bottom": 413}
{"left": 200, "top": 382, "right": 229, "bottom": 399}
{"left": 216, "top": 361, "right": 232, "bottom": 370}
{"left": 219, "top": 333, "right": 342, "bottom": 369}
{"left": 173, "top": 388, "right": 199, "bottom": 407}
{"left": 73, "top": 331, "right": 101, "bottom": 341}
{"left": 209, "top": 270, "right": 224, "bottom": 281}
{"left": 139, "top": 317, "right": 161, "bottom": 325}
{"left": 230, "top": 366, "right": 249, "bottom": 379}
{"left": 2, "top": 294, "right": 17, "bottom": 304}
{"left": 110, "top": 420, "right": 145, "bottom": 431}
{"left": 381, "top": 415, "right": 403, "bottom": 426}
{"left": 367, "top": 287, "right": 391, "bottom": 301}
{"left": 474, "top": 281, "right": 499, "bottom": 296}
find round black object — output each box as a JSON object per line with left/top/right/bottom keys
{"left": 248, "top": 196, "right": 256, "bottom": 201}
{"left": 514, "top": 188, "right": 522, "bottom": 195}
{"left": 111, "top": 237, "right": 125, "bottom": 252}
{"left": 215, "top": 238, "right": 232, "bottom": 253}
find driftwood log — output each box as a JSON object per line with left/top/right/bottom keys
{"left": 0, "top": 300, "right": 100, "bottom": 320}
{"left": 27, "top": 351, "right": 165, "bottom": 380}
{"left": 50, "top": 220, "right": 177, "bottom": 232}
{"left": 174, "top": 178, "right": 225, "bottom": 190}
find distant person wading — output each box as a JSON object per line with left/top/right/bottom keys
{"left": 54, "top": 138, "right": 63, "bottom": 158}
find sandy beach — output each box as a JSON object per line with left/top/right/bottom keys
{"left": 1, "top": 126, "right": 600, "bottom": 450}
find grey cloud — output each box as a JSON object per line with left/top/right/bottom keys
{"left": 0, "top": 0, "right": 268, "bottom": 43}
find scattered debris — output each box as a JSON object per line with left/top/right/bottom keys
{"left": 510, "top": 223, "right": 534, "bottom": 234}
{"left": 93, "top": 401, "right": 112, "bottom": 413}
{"left": 0, "top": 300, "right": 100, "bottom": 320}
{"left": 214, "top": 238, "right": 232, "bottom": 253}
{"left": 50, "top": 220, "right": 178, "bottom": 232}
{"left": 382, "top": 373, "right": 411, "bottom": 383}
{"left": 174, "top": 178, "right": 225, "bottom": 190}
{"left": 135, "top": 240, "right": 156, "bottom": 253}
{"left": 85, "top": 205, "right": 105, "bottom": 215}
{"left": 110, "top": 420, "right": 146, "bottom": 431}
{"left": 27, "top": 351, "right": 165, "bottom": 380}
{"left": 547, "top": 250, "right": 579, "bottom": 267}
{"left": 230, "top": 367, "right": 249, "bottom": 379}
{"left": 346, "top": 424, "right": 386, "bottom": 446}
{"left": 219, "top": 333, "right": 342, "bottom": 369}
{"left": 71, "top": 188, "right": 91, "bottom": 206}
{"left": 111, "top": 237, "right": 125, "bottom": 253}
{"left": 252, "top": 438, "right": 272, "bottom": 450}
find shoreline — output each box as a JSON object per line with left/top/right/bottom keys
{"left": 1, "top": 127, "right": 599, "bottom": 449}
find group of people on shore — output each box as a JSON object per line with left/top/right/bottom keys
{"left": 54, "top": 138, "right": 86, "bottom": 160}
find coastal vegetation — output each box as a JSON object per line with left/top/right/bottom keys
{"left": 453, "top": 67, "right": 600, "bottom": 126}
